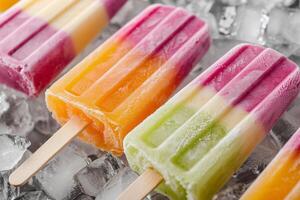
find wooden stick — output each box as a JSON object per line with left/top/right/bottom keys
{"left": 118, "top": 168, "right": 163, "bottom": 200}
{"left": 9, "top": 117, "right": 88, "bottom": 186}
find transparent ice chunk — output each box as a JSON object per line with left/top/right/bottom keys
{"left": 266, "top": 7, "right": 300, "bottom": 55}
{"left": 34, "top": 146, "right": 89, "bottom": 200}
{"left": 0, "top": 135, "right": 30, "bottom": 171}
{"left": 16, "top": 191, "right": 52, "bottom": 200}
{"left": 0, "top": 92, "right": 9, "bottom": 116}
{"left": 74, "top": 194, "right": 94, "bottom": 200}
{"left": 0, "top": 171, "right": 20, "bottom": 200}
{"left": 221, "top": 0, "right": 247, "bottom": 6}
{"left": 213, "top": 183, "right": 249, "bottom": 200}
{"left": 234, "top": 5, "right": 267, "bottom": 43}
{"left": 0, "top": 85, "right": 55, "bottom": 137}
{"left": 75, "top": 154, "right": 124, "bottom": 197}
{"left": 70, "top": 139, "right": 104, "bottom": 159}
{"left": 146, "top": 192, "right": 169, "bottom": 200}
{"left": 95, "top": 167, "right": 138, "bottom": 200}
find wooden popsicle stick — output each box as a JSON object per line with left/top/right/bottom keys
{"left": 9, "top": 117, "right": 88, "bottom": 186}
{"left": 118, "top": 168, "right": 163, "bottom": 200}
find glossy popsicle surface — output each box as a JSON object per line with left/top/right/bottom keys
{"left": 46, "top": 4, "right": 211, "bottom": 155}
{"left": 241, "top": 128, "right": 300, "bottom": 200}
{"left": 0, "top": 0, "right": 126, "bottom": 96}
{"left": 124, "top": 44, "right": 300, "bottom": 200}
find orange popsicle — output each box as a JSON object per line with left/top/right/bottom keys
{"left": 0, "top": 0, "right": 18, "bottom": 12}
{"left": 241, "top": 128, "right": 300, "bottom": 200}
{"left": 46, "top": 4, "right": 210, "bottom": 155}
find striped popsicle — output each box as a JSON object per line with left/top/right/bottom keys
{"left": 0, "top": 0, "right": 126, "bottom": 96}
{"left": 123, "top": 44, "right": 300, "bottom": 200}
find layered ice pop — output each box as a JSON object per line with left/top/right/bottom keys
{"left": 241, "top": 128, "right": 300, "bottom": 200}
{"left": 0, "top": 0, "right": 127, "bottom": 96}
{"left": 0, "top": 0, "right": 18, "bottom": 12}
{"left": 123, "top": 44, "right": 300, "bottom": 200}
{"left": 46, "top": 4, "right": 210, "bottom": 155}
{"left": 9, "top": 4, "right": 210, "bottom": 186}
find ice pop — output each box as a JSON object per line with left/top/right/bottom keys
{"left": 241, "top": 128, "right": 300, "bottom": 200}
{"left": 0, "top": 0, "right": 127, "bottom": 96}
{"left": 0, "top": 0, "right": 18, "bottom": 12}
{"left": 122, "top": 44, "right": 300, "bottom": 200}
{"left": 9, "top": 4, "right": 210, "bottom": 186}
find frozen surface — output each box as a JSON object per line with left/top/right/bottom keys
{"left": 95, "top": 167, "right": 138, "bottom": 200}
{"left": 0, "top": 135, "right": 33, "bottom": 200}
{"left": 16, "top": 191, "right": 52, "bottom": 200}
{"left": 0, "top": 171, "right": 20, "bottom": 200}
{"left": 75, "top": 154, "right": 124, "bottom": 197}
{"left": 0, "top": 85, "right": 55, "bottom": 137}
{"left": 33, "top": 146, "right": 89, "bottom": 200}
{"left": 0, "top": 135, "right": 30, "bottom": 171}
{"left": 74, "top": 194, "right": 93, "bottom": 200}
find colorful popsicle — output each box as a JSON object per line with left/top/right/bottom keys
{"left": 122, "top": 44, "right": 300, "bottom": 200}
{"left": 241, "top": 128, "right": 300, "bottom": 200}
{"left": 0, "top": 0, "right": 127, "bottom": 96}
{"left": 9, "top": 4, "right": 210, "bottom": 186}
{"left": 0, "top": 0, "right": 18, "bottom": 12}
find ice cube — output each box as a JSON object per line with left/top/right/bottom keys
{"left": 0, "top": 97, "right": 34, "bottom": 136}
{"left": 75, "top": 154, "right": 124, "bottom": 197}
{"left": 0, "top": 135, "right": 30, "bottom": 171}
{"left": 266, "top": 7, "right": 300, "bottom": 56}
{"left": 276, "top": 8, "right": 300, "bottom": 44}
{"left": 210, "top": 1, "right": 234, "bottom": 36}
{"left": 27, "top": 95, "right": 50, "bottom": 126}
{"left": 221, "top": 0, "right": 247, "bottom": 6}
{"left": 0, "top": 85, "right": 54, "bottom": 137}
{"left": 213, "top": 183, "right": 249, "bottom": 200}
{"left": 234, "top": 5, "right": 267, "bottom": 44}
{"left": 74, "top": 194, "right": 94, "bottom": 200}
{"left": 248, "top": 0, "right": 298, "bottom": 8}
{"left": 0, "top": 92, "right": 9, "bottom": 116}
{"left": 16, "top": 191, "right": 52, "bottom": 200}
{"left": 146, "top": 192, "right": 169, "bottom": 200}
{"left": 70, "top": 139, "right": 104, "bottom": 159}
{"left": 0, "top": 171, "right": 20, "bottom": 200}
{"left": 219, "top": 6, "right": 237, "bottom": 36}
{"left": 95, "top": 167, "right": 138, "bottom": 200}
{"left": 34, "top": 146, "right": 89, "bottom": 200}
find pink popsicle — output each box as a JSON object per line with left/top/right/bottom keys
{"left": 0, "top": 0, "right": 126, "bottom": 96}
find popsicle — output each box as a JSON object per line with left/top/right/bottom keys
{"left": 121, "top": 44, "right": 300, "bottom": 200}
{"left": 0, "top": 0, "right": 127, "bottom": 96}
{"left": 0, "top": 0, "right": 18, "bottom": 12}
{"left": 241, "top": 128, "right": 300, "bottom": 200}
{"left": 9, "top": 4, "right": 210, "bottom": 186}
